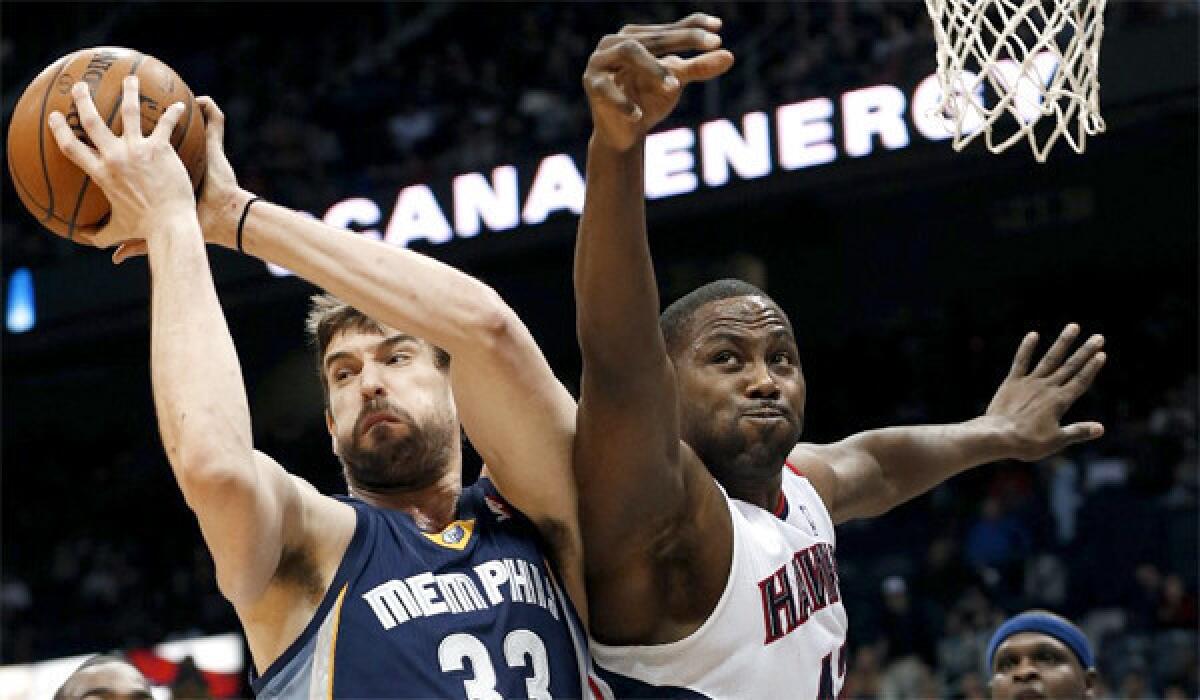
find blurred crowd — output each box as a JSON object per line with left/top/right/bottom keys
{"left": 3, "top": 0, "right": 1196, "bottom": 269}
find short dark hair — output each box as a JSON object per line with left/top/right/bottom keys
{"left": 659, "top": 278, "right": 782, "bottom": 355}
{"left": 54, "top": 654, "right": 132, "bottom": 700}
{"left": 305, "top": 293, "right": 451, "bottom": 405}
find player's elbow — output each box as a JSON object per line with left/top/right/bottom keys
{"left": 859, "top": 477, "right": 904, "bottom": 520}
{"left": 174, "top": 450, "right": 254, "bottom": 509}
{"left": 473, "top": 305, "right": 517, "bottom": 351}
{"left": 459, "top": 288, "right": 523, "bottom": 357}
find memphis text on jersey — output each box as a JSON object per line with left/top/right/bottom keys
{"left": 362, "top": 556, "right": 560, "bottom": 630}
{"left": 757, "top": 542, "right": 841, "bottom": 645}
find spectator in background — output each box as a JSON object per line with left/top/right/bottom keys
{"left": 1127, "top": 562, "right": 1164, "bottom": 632}
{"left": 54, "top": 654, "right": 153, "bottom": 700}
{"left": 957, "top": 671, "right": 988, "bottom": 700}
{"left": 1118, "top": 669, "right": 1151, "bottom": 699}
{"left": 919, "top": 535, "right": 980, "bottom": 607}
{"left": 1157, "top": 573, "right": 1198, "bottom": 630}
{"left": 170, "top": 656, "right": 213, "bottom": 699}
{"left": 966, "top": 496, "right": 1033, "bottom": 599}
{"left": 842, "top": 644, "right": 884, "bottom": 698}
{"left": 986, "top": 610, "right": 1097, "bottom": 700}
{"left": 877, "top": 575, "right": 939, "bottom": 700}
{"left": 1041, "top": 454, "right": 1083, "bottom": 545}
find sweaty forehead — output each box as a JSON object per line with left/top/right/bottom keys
{"left": 690, "top": 296, "right": 794, "bottom": 339}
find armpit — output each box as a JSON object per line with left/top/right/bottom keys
{"left": 274, "top": 545, "right": 324, "bottom": 600}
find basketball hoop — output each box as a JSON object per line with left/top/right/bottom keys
{"left": 924, "top": 0, "right": 1107, "bottom": 162}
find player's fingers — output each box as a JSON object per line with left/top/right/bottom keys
{"left": 1057, "top": 421, "right": 1105, "bottom": 447}
{"left": 679, "top": 12, "right": 722, "bottom": 31}
{"left": 1050, "top": 333, "right": 1105, "bottom": 384}
{"left": 617, "top": 27, "right": 723, "bottom": 57}
{"left": 70, "top": 82, "right": 121, "bottom": 154}
{"left": 119, "top": 75, "right": 143, "bottom": 140}
{"left": 618, "top": 13, "right": 722, "bottom": 36}
{"left": 112, "top": 240, "right": 148, "bottom": 264}
{"left": 47, "top": 110, "right": 103, "bottom": 175}
{"left": 150, "top": 101, "right": 187, "bottom": 142}
{"left": 1061, "top": 351, "right": 1106, "bottom": 403}
{"left": 1031, "top": 323, "right": 1080, "bottom": 378}
{"left": 196, "top": 96, "right": 226, "bottom": 148}
{"left": 624, "top": 12, "right": 715, "bottom": 34}
{"left": 667, "top": 49, "right": 735, "bottom": 85}
{"left": 1007, "top": 331, "right": 1039, "bottom": 378}
{"left": 86, "top": 224, "right": 119, "bottom": 249}
{"left": 583, "top": 72, "right": 642, "bottom": 121}
{"left": 589, "top": 39, "right": 670, "bottom": 84}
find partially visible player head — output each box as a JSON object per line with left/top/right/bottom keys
{"left": 54, "top": 654, "right": 153, "bottom": 700}
{"left": 661, "top": 279, "right": 805, "bottom": 487}
{"left": 307, "top": 293, "right": 458, "bottom": 493}
{"left": 987, "top": 610, "right": 1097, "bottom": 700}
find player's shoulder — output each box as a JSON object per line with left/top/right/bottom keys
{"left": 783, "top": 443, "right": 838, "bottom": 513}
{"left": 785, "top": 443, "right": 836, "bottom": 478}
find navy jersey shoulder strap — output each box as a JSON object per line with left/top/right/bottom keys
{"left": 250, "top": 497, "right": 372, "bottom": 693}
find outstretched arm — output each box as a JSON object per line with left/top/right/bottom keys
{"left": 114, "top": 97, "right": 582, "bottom": 587}
{"left": 48, "top": 78, "right": 346, "bottom": 615}
{"left": 573, "top": 15, "right": 735, "bottom": 642}
{"left": 794, "top": 324, "right": 1106, "bottom": 524}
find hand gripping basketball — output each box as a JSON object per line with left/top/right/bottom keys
{"left": 112, "top": 96, "right": 253, "bottom": 265}
{"left": 48, "top": 75, "right": 195, "bottom": 249}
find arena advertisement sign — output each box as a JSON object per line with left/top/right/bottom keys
{"left": 281, "top": 64, "right": 1040, "bottom": 278}
{"left": 5, "top": 61, "right": 1054, "bottom": 331}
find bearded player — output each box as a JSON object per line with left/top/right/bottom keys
{"left": 50, "top": 76, "right": 591, "bottom": 697}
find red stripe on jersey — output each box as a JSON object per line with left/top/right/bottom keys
{"left": 785, "top": 460, "right": 806, "bottom": 479}
{"left": 772, "top": 491, "right": 787, "bottom": 518}
{"left": 589, "top": 675, "right": 604, "bottom": 699}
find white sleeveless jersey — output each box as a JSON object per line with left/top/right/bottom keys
{"left": 590, "top": 463, "right": 849, "bottom": 700}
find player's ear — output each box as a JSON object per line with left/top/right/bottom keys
{"left": 1083, "top": 669, "right": 1097, "bottom": 699}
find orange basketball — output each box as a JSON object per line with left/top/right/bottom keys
{"left": 6, "top": 47, "right": 206, "bottom": 243}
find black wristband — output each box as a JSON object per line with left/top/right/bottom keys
{"left": 236, "top": 196, "right": 261, "bottom": 253}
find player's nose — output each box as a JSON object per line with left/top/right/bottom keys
{"left": 745, "top": 361, "right": 781, "bottom": 399}
{"left": 358, "top": 363, "right": 387, "bottom": 399}
{"left": 1011, "top": 657, "right": 1040, "bottom": 682}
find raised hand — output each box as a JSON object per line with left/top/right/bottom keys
{"left": 113, "top": 96, "right": 250, "bottom": 262}
{"left": 986, "top": 324, "right": 1107, "bottom": 461}
{"left": 583, "top": 13, "right": 734, "bottom": 151}
{"left": 48, "top": 76, "right": 194, "bottom": 249}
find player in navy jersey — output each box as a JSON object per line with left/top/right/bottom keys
{"left": 50, "top": 76, "right": 590, "bottom": 697}
{"left": 573, "top": 14, "right": 1108, "bottom": 699}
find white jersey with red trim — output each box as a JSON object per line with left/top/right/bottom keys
{"left": 590, "top": 463, "right": 848, "bottom": 700}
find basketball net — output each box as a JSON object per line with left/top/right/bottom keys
{"left": 924, "top": 0, "right": 1107, "bottom": 162}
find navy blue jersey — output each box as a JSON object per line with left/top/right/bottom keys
{"left": 252, "top": 478, "right": 590, "bottom": 699}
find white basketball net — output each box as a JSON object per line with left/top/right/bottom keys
{"left": 925, "top": 0, "right": 1107, "bottom": 162}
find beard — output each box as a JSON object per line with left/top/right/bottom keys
{"left": 684, "top": 409, "right": 802, "bottom": 485}
{"left": 337, "top": 397, "right": 457, "bottom": 492}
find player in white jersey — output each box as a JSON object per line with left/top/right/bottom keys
{"left": 573, "top": 14, "right": 1108, "bottom": 699}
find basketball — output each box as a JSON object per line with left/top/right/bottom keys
{"left": 6, "top": 47, "right": 206, "bottom": 243}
